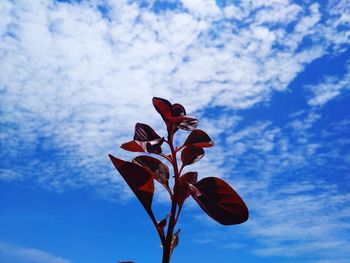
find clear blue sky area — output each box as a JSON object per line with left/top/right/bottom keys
{"left": 0, "top": 0, "right": 349, "bottom": 262}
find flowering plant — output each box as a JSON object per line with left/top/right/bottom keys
{"left": 109, "top": 97, "right": 248, "bottom": 263}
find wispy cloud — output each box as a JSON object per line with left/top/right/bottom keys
{"left": 0, "top": 0, "right": 345, "bottom": 193}
{"left": 0, "top": 242, "right": 70, "bottom": 263}
{"left": 306, "top": 62, "right": 350, "bottom": 106}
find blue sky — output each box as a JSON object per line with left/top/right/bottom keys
{"left": 0, "top": 0, "right": 349, "bottom": 262}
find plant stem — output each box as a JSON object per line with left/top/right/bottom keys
{"left": 162, "top": 199, "right": 176, "bottom": 263}
{"left": 162, "top": 133, "right": 180, "bottom": 263}
{"left": 149, "top": 212, "right": 165, "bottom": 245}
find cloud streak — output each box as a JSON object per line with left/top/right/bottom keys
{"left": 306, "top": 61, "right": 350, "bottom": 106}
{"left": 0, "top": 242, "right": 70, "bottom": 263}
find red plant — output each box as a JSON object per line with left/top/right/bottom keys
{"left": 109, "top": 97, "right": 248, "bottom": 263}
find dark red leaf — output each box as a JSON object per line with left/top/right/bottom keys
{"left": 177, "top": 172, "right": 198, "bottom": 208}
{"left": 184, "top": 129, "right": 214, "bottom": 148}
{"left": 128, "top": 123, "right": 164, "bottom": 153}
{"left": 170, "top": 103, "right": 187, "bottom": 133}
{"left": 158, "top": 217, "right": 167, "bottom": 228}
{"left": 134, "top": 123, "right": 161, "bottom": 141}
{"left": 156, "top": 217, "right": 167, "bottom": 239}
{"left": 177, "top": 116, "right": 198, "bottom": 131}
{"left": 181, "top": 171, "right": 198, "bottom": 185}
{"left": 167, "top": 116, "right": 198, "bottom": 131}
{"left": 152, "top": 97, "right": 198, "bottom": 134}
{"left": 132, "top": 155, "right": 170, "bottom": 188}
{"left": 152, "top": 97, "right": 173, "bottom": 122}
{"left": 170, "top": 229, "right": 180, "bottom": 256}
{"left": 181, "top": 145, "right": 204, "bottom": 166}
{"left": 120, "top": 140, "right": 164, "bottom": 154}
{"left": 120, "top": 140, "right": 145, "bottom": 152}
{"left": 109, "top": 155, "right": 154, "bottom": 216}
{"left": 189, "top": 177, "right": 249, "bottom": 225}
{"left": 172, "top": 103, "right": 186, "bottom": 116}
{"left": 146, "top": 137, "right": 164, "bottom": 154}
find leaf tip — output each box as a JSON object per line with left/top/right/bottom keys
{"left": 109, "top": 154, "right": 124, "bottom": 169}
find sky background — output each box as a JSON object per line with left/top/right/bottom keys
{"left": 0, "top": 0, "right": 349, "bottom": 262}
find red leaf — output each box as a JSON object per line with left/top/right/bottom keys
{"left": 181, "top": 145, "right": 204, "bottom": 166}
{"left": 123, "top": 123, "right": 164, "bottom": 153}
{"left": 132, "top": 155, "right": 170, "bottom": 188}
{"left": 157, "top": 217, "right": 167, "bottom": 236}
{"left": 170, "top": 229, "right": 180, "bottom": 256}
{"left": 177, "top": 172, "right": 198, "bottom": 208}
{"left": 120, "top": 140, "right": 145, "bottom": 152}
{"left": 181, "top": 171, "right": 198, "bottom": 185}
{"left": 177, "top": 116, "right": 198, "bottom": 131}
{"left": 167, "top": 116, "right": 198, "bottom": 131}
{"left": 134, "top": 123, "right": 161, "bottom": 141}
{"left": 145, "top": 137, "right": 164, "bottom": 154}
{"left": 184, "top": 129, "right": 214, "bottom": 148}
{"left": 152, "top": 97, "right": 173, "bottom": 122}
{"left": 158, "top": 217, "right": 167, "bottom": 228}
{"left": 109, "top": 155, "right": 154, "bottom": 216}
{"left": 172, "top": 103, "right": 186, "bottom": 116}
{"left": 152, "top": 97, "right": 198, "bottom": 133}
{"left": 189, "top": 177, "right": 249, "bottom": 225}
{"left": 170, "top": 103, "right": 187, "bottom": 133}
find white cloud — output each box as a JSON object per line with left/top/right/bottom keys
{"left": 253, "top": 2, "right": 301, "bottom": 25}
{"left": 0, "top": 168, "right": 23, "bottom": 181}
{"left": 0, "top": 242, "right": 70, "bottom": 263}
{"left": 187, "top": 105, "right": 350, "bottom": 260}
{"left": 180, "top": 0, "right": 221, "bottom": 19}
{"left": 0, "top": 0, "right": 338, "bottom": 194}
{"left": 329, "top": 0, "right": 350, "bottom": 24}
{"left": 306, "top": 62, "right": 350, "bottom": 106}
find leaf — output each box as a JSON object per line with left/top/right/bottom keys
{"left": 189, "top": 177, "right": 249, "bottom": 225}
{"left": 177, "top": 116, "right": 198, "bottom": 131}
{"left": 181, "top": 171, "right": 198, "bottom": 185}
{"left": 172, "top": 103, "right": 186, "bottom": 116}
{"left": 181, "top": 145, "right": 204, "bottom": 166}
{"left": 177, "top": 172, "right": 198, "bottom": 208}
{"left": 170, "top": 229, "right": 180, "bottom": 256}
{"left": 157, "top": 217, "right": 167, "bottom": 237}
{"left": 152, "top": 97, "right": 198, "bottom": 134}
{"left": 118, "top": 261, "right": 135, "bottom": 263}
{"left": 134, "top": 123, "right": 161, "bottom": 141}
{"left": 152, "top": 97, "right": 173, "bottom": 122}
{"left": 109, "top": 155, "right": 154, "bottom": 216}
{"left": 127, "top": 123, "right": 164, "bottom": 153}
{"left": 132, "top": 155, "right": 170, "bottom": 187}
{"left": 158, "top": 217, "right": 167, "bottom": 228}
{"left": 120, "top": 140, "right": 145, "bottom": 152}
{"left": 167, "top": 116, "right": 198, "bottom": 131}
{"left": 169, "top": 103, "right": 187, "bottom": 133}
{"left": 146, "top": 137, "right": 165, "bottom": 154}
{"left": 184, "top": 129, "right": 214, "bottom": 148}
